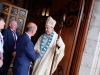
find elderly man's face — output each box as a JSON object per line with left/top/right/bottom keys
{"left": 45, "top": 25, "right": 54, "bottom": 35}
{"left": 10, "top": 21, "right": 18, "bottom": 31}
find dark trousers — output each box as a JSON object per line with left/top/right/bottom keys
{"left": 0, "top": 52, "right": 13, "bottom": 75}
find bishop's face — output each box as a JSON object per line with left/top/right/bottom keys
{"left": 45, "top": 25, "right": 54, "bottom": 35}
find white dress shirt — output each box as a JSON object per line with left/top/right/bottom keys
{"left": 0, "top": 32, "right": 3, "bottom": 53}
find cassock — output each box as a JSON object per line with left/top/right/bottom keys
{"left": 31, "top": 31, "right": 65, "bottom": 75}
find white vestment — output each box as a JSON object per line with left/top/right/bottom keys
{"left": 31, "top": 31, "right": 65, "bottom": 75}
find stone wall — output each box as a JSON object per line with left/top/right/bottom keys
{"left": 79, "top": 0, "right": 100, "bottom": 75}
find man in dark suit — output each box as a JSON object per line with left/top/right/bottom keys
{"left": 0, "top": 20, "right": 19, "bottom": 75}
{"left": 13, "top": 22, "right": 40, "bottom": 75}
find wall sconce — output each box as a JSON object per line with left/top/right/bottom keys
{"left": 42, "top": 7, "right": 50, "bottom": 16}
{"left": 46, "top": 8, "right": 50, "bottom": 16}
{"left": 42, "top": 7, "right": 46, "bottom": 16}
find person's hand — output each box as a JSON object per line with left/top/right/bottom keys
{"left": 0, "top": 59, "right": 3, "bottom": 67}
{"left": 56, "top": 37, "right": 61, "bottom": 47}
{"left": 12, "top": 51, "right": 16, "bottom": 58}
{"left": 36, "top": 49, "right": 41, "bottom": 54}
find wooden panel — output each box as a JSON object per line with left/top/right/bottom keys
{"left": 50, "top": 0, "right": 84, "bottom": 75}
{"left": 69, "top": 0, "right": 95, "bottom": 75}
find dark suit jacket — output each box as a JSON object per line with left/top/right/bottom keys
{"left": 2, "top": 28, "right": 19, "bottom": 54}
{"left": 0, "top": 28, "right": 19, "bottom": 75}
{"left": 13, "top": 33, "right": 40, "bottom": 75}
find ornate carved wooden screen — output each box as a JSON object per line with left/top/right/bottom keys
{"left": 2, "top": 2, "right": 28, "bottom": 34}
{"left": 50, "top": 0, "right": 85, "bottom": 75}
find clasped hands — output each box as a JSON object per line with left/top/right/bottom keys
{"left": 36, "top": 49, "right": 41, "bottom": 54}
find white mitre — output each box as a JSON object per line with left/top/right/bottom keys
{"left": 45, "top": 16, "right": 56, "bottom": 28}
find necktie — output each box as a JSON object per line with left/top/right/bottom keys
{"left": 13, "top": 31, "right": 16, "bottom": 50}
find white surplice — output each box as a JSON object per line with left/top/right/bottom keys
{"left": 31, "top": 31, "right": 65, "bottom": 75}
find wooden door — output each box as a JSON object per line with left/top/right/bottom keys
{"left": 50, "top": 0, "right": 85, "bottom": 75}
